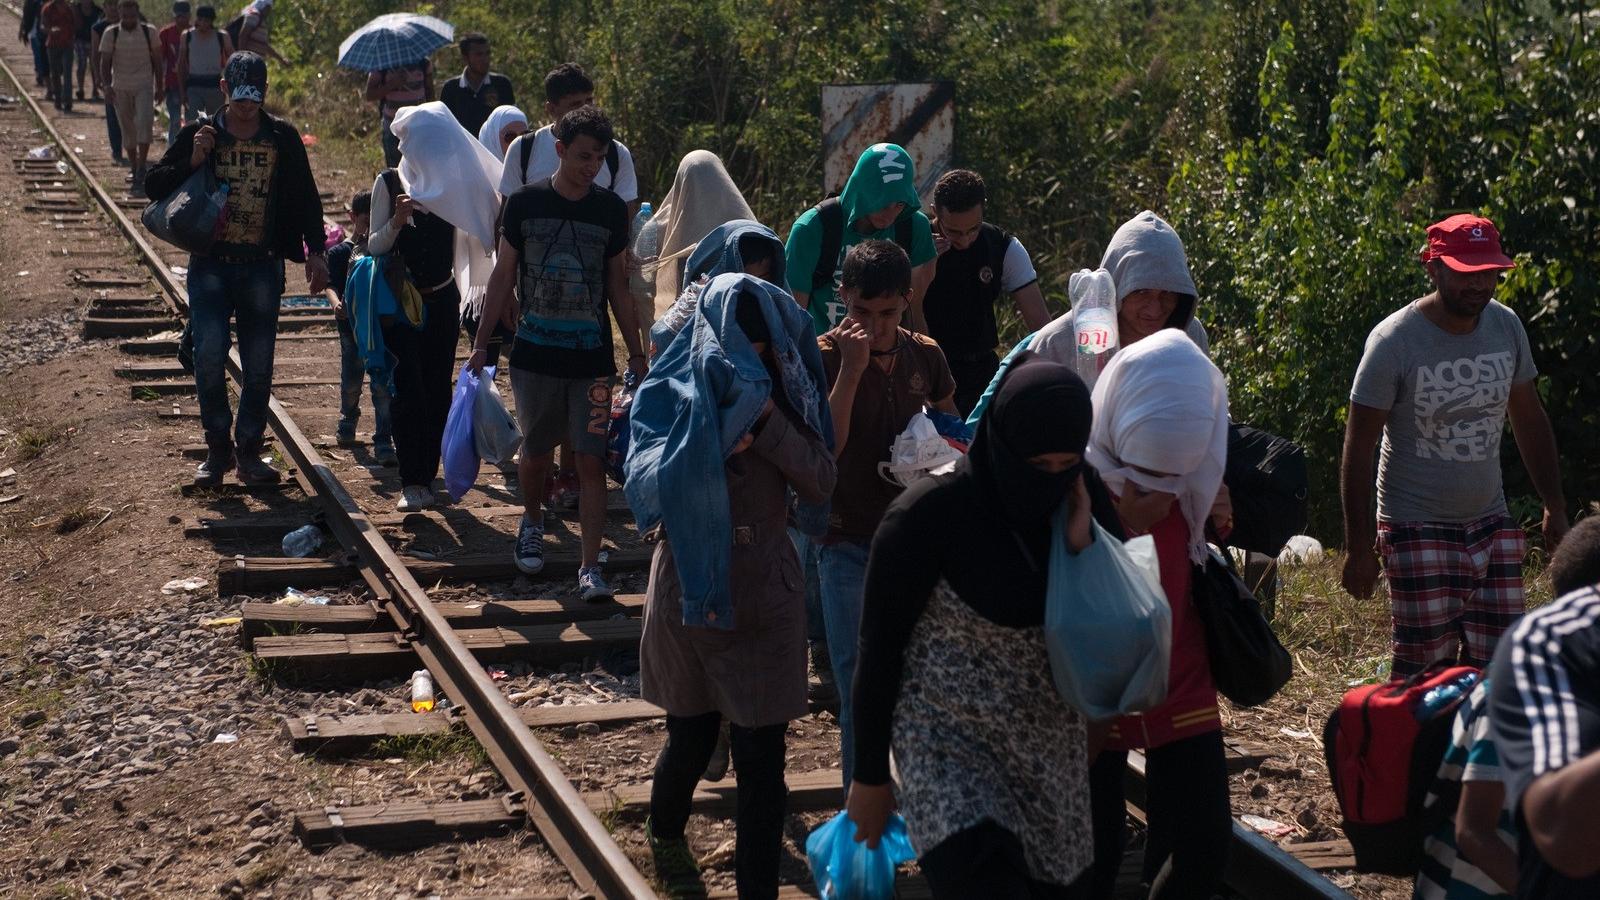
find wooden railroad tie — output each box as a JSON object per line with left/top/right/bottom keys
{"left": 283, "top": 699, "right": 664, "bottom": 755}
{"left": 242, "top": 593, "right": 645, "bottom": 645}
{"left": 218, "top": 547, "right": 653, "bottom": 594}
{"left": 252, "top": 619, "right": 645, "bottom": 681}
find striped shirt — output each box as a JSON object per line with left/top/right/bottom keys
{"left": 1488, "top": 584, "right": 1600, "bottom": 899}
{"left": 1413, "top": 679, "right": 1514, "bottom": 899}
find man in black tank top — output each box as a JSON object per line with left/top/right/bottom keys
{"left": 923, "top": 169, "right": 1051, "bottom": 416}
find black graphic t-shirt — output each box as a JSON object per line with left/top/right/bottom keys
{"left": 211, "top": 131, "right": 279, "bottom": 260}
{"left": 499, "top": 177, "right": 629, "bottom": 378}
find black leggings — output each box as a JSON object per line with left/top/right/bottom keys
{"left": 650, "top": 712, "right": 788, "bottom": 900}
{"left": 382, "top": 291, "right": 460, "bottom": 489}
{"left": 1089, "top": 730, "right": 1231, "bottom": 900}
{"left": 921, "top": 821, "right": 1091, "bottom": 899}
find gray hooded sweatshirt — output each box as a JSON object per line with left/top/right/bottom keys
{"left": 1030, "top": 210, "right": 1210, "bottom": 362}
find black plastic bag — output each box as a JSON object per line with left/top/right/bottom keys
{"left": 1223, "top": 424, "right": 1308, "bottom": 557}
{"left": 141, "top": 162, "right": 227, "bottom": 255}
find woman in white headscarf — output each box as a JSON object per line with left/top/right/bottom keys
{"left": 632, "top": 150, "right": 756, "bottom": 331}
{"left": 367, "top": 101, "right": 502, "bottom": 510}
{"left": 1082, "top": 329, "right": 1232, "bottom": 900}
{"left": 476, "top": 104, "right": 528, "bottom": 162}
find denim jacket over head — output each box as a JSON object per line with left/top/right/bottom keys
{"left": 625, "top": 273, "right": 833, "bottom": 629}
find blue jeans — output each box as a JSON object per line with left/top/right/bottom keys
{"left": 789, "top": 527, "right": 826, "bottom": 643}
{"left": 164, "top": 88, "right": 182, "bottom": 147}
{"left": 29, "top": 27, "right": 47, "bottom": 84}
{"left": 336, "top": 317, "right": 393, "bottom": 451}
{"left": 817, "top": 538, "right": 870, "bottom": 788}
{"left": 105, "top": 96, "right": 122, "bottom": 160}
{"left": 380, "top": 116, "right": 401, "bottom": 168}
{"left": 187, "top": 255, "right": 284, "bottom": 454}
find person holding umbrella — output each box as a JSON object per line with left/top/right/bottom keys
{"left": 342, "top": 14, "right": 452, "bottom": 168}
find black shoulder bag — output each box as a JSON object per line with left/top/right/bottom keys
{"left": 1191, "top": 544, "right": 1293, "bottom": 707}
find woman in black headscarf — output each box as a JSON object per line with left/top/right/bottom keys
{"left": 844, "top": 353, "right": 1123, "bottom": 899}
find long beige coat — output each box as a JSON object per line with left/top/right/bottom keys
{"left": 640, "top": 409, "right": 836, "bottom": 728}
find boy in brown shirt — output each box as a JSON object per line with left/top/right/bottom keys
{"left": 815, "top": 239, "right": 957, "bottom": 787}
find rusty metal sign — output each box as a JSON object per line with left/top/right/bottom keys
{"left": 821, "top": 81, "right": 955, "bottom": 203}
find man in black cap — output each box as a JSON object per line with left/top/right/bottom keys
{"left": 145, "top": 51, "right": 329, "bottom": 487}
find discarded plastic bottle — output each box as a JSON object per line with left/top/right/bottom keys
{"left": 410, "top": 670, "right": 435, "bottom": 713}
{"left": 1416, "top": 671, "right": 1479, "bottom": 720}
{"left": 1069, "top": 268, "right": 1118, "bottom": 388}
{"left": 281, "top": 524, "right": 322, "bottom": 558}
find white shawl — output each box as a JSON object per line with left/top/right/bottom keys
{"left": 1086, "top": 329, "right": 1229, "bottom": 563}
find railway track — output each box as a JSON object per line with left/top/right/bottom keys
{"left": 0, "top": 13, "right": 1358, "bottom": 898}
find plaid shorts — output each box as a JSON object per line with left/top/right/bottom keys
{"left": 1378, "top": 514, "right": 1526, "bottom": 677}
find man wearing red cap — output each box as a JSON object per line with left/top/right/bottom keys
{"left": 1340, "top": 214, "right": 1567, "bottom": 677}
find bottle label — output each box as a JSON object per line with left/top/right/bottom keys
{"left": 1075, "top": 308, "right": 1116, "bottom": 356}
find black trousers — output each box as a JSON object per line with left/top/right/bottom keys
{"left": 382, "top": 290, "right": 460, "bottom": 489}
{"left": 1088, "top": 730, "right": 1231, "bottom": 900}
{"left": 650, "top": 712, "right": 787, "bottom": 900}
{"left": 921, "top": 821, "right": 1091, "bottom": 899}
{"left": 949, "top": 352, "right": 1001, "bottom": 420}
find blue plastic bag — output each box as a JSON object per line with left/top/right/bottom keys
{"left": 804, "top": 810, "right": 916, "bottom": 900}
{"left": 442, "top": 365, "right": 481, "bottom": 501}
{"left": 1044, "top": 515, "right": 1172, "bottom": 719}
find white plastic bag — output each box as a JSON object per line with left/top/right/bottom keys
{"left": 1045, "top": 517, "right": 1172, "bottom": 719}
{"left": 471, "top": 366, "right": 522, "bottom": 466}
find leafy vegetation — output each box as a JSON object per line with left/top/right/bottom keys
{"left": 250, "top": 0, "right": 1595, "bottom": 541}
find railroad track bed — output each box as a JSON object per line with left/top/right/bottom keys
{"left": 0, "top": 8, "right": 1402, "bottom": 897}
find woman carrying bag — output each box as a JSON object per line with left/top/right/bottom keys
{"left": 846, "top": 354, "right": 1127, "bottom": 898}
{"left": 366, "top": 102, "right": 502, "bottom": 511}
{"left": 1083, "top": 329, "right": 1234, "bottom": 899}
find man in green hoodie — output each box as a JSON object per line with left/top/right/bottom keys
{"left": 785, "top": 142, "right": 938, "bottom": 336}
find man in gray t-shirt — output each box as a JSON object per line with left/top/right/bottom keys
{"left": 1341, "top": 214, "right": 1568, "bottom": 677}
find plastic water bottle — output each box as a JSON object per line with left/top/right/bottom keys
{"left": 632, "top": 201, "right": 658, "bottom": 260}
{"left": 281, "top": 524, "right": 322, "bottom": 557}
{"left": 1415, "top": 671, "right": 1479, "bottom": 720}
{"left": 410, "top": 670, "right": 435, "bottom": 713}
{"left": 1069, "top": 268, "right": 1118, "bottom": 387}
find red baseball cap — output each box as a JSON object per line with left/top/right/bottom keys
{"left": 1419, "top": 214, "right": 1516, "bottom": 272}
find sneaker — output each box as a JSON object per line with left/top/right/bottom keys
{"left": 514, "top": 517, "right": 545, "bottom": 575}
{"left": 556, "top": 469, "right": 580, "bottom": 510}
{"left": 335, "top": 425, "right": 360, "bottom": 448}
{"left": 578, "top": 565, "right": 613, "bottom": 602}
{"left": 808, "top": 640, "right": 839, "bottom": 709}
{"left": 645, "top": 817, "right": 704, "bottom": 896}
{"left": 236, "top": 452, "right": 281, "bottom": 485}
{"left": 193, "top": 450, "right": 234, "bottom": 486}
{"left": 373, "top": 446, "right": 398, "bottom": 468}
{"left": 396, "top": 485, "right": 434, "bottom": 512}
{"left": 702, "top": 723, "right": 731, "bottom": 782}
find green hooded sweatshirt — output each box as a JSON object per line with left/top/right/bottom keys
{"left": 784, "top": 142, "right": 937, "bottom": 335}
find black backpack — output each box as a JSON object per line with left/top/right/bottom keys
{"left": 520, "top": 134, "right": 618, "bottom": 186}
{"left": 223, "top": 12, "right": 245, "bottom": 46}
{"left": 809, "top": 196, "right": 915, "bottom": 293}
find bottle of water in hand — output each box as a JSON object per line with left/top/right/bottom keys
{"left": 1069, "top": 268, "right": 1118, "bottom": 389}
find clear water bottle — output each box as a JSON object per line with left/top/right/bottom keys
{"left": 632, "top": 201, "right": 658, "bottom": 260}
{"left": 281, "top": 524, "right": 322, "bottom": 557}
{"left": 410, "top": 669, "right": 435, "bottom": 713}
{"left": 1069, "top": 268, "right": 1118, "bottom": 388}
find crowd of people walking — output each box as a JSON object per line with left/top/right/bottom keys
{"left": 12, "top": 10, "right": 1584, "bottom": 896}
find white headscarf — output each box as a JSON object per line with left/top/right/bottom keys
{"left": 1087, "top": 329, "right": 1229, "bottom": 563}
{"left": 390, "top": 102, "right": 503, "bottom": 316}
{"left": 640, "top": 150, "right": 755, "bottom": 319}
{"left": 477, "top": 105, "right": 528, "bottom": 162}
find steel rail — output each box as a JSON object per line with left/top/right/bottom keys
{"left": 0, "top": 32, "right": 657, "bottom": 899}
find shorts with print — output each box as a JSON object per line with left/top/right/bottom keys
{"left": 509, "top": 368, "right": 612, "bottom": 458}
{"left": 1378, "top": 514, "right": 1525, "bottom": 677}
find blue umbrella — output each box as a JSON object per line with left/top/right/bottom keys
{"left": 337, "top": 13, "right": 454, "bottom": 72}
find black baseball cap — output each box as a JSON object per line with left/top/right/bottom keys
{"left": 172, "top": 1, "right": 191, "bottom": 14}
{"left": 224, "top": 51, "right": 268, "bottom": 103}
{"left": 195, "top": 5, "right": 215, "bottom": 19}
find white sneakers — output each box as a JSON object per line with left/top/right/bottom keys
{"left": 396, "top": 485, "right": 435, "bottom": 512}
